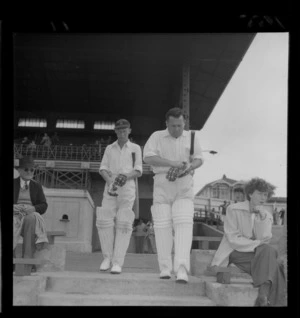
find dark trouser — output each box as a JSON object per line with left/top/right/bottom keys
{"left": 135, "top": 236, "right": 145, "bottom": 253}
{"left": 20, "top": 214, "right": 36, "bottom": 258}
{"left": 229, "top": 244, "right": 287, "bottom": 306}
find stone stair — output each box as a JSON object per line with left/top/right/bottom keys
{"left": 13, "top": 251, "right": 259, "bottom": 306}
{"left": 36, "top": 271, "right": 215, "bottom": 306}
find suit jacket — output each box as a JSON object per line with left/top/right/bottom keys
{"left": 14, "top": 177, "right": 48, "bottom": 215}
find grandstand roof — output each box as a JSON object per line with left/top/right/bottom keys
{"left": 13, "top": 33, "right": 255, "bottom": 137}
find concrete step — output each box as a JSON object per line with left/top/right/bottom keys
{"left": 65, "top": 252, "right": 159, "bottom": 273}
{"left": 204, "top": 267, "right": 252, "bottom": 280}
{"left": 204, "top": 276, "right": 258, "bottom": 306}
{"left": 38, "top": 292, "right": 216, "bottom": 306}
{"left": 39, "top": 271, "right": 207, "bottom": 297}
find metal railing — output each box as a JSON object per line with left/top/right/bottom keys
{"left": 14, "top": 143, "right": 103, "bottom": 162}
{"left": 14, "top": 143, "right": 154, "bottom": 173}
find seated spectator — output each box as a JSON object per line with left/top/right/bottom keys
{"left": 13, "top": 156, "right": 49, "bottom": 262}
{"left": 210, "top": 177, "right": 287, "bottom": 307}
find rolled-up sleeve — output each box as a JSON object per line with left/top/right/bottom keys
{"left": 99, "top": 146, "right": 110, "bottom": 172}
{"left": 133, "top": 145, "right": 143, "bottom": 174}
{"left": 143, "top": 132, "right": 159, "bottom": 159}
{"left": 193, "top": 133, "right": 204, "bottom": 162}
{"left": 224, "top": 206, "right": 261, "bottom": 252}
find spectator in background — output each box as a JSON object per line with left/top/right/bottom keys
{"left": 134, "top": 219, "right": 147, "bottom": 253}
{"left": 107, "top": 136, "right": 112, "bottom": 144}
{"left": 278, "top": 209, "right": 285, "bottom": 226}
{"left": 21, "top": 136, "right": 30, "bottom": 146}
{"left": 273, "top": 208, "right": 278, "bottom": 225}
{"left": 40, "top": 133, "right": 52, "bottom": 147}
{"left": 144, "top": 221, "right": 157, "bottom": 254}
{"left": 220, "top": 201, "right": 228, "bottom": 216}
{"left": 27, "top": 140, "right": 37, "bottom": 153}
{"left": 51, "top": 132, "right": 60, "bottom": 145}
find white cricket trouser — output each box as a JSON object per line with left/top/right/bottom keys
{"left": 96, "top": 180, "right": 135, "bottom": 266}
{"left": 151, "top": 174, "right": 194, "bottom": 273}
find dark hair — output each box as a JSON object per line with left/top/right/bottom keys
{"left": 165, "top": 107, "right": 187, "bottom": 121}
{"left": 244, "top": 177, "right": 276, "bottom": 200}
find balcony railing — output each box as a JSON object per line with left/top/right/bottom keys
{"left": 14, "top": 143, "right": 103, "bottom": 162}
{"left": 13, "top": 143, "right": 153, "bottom": 173}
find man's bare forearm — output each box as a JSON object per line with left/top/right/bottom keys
{"left": 190, "top": 158, "right": 203, "bottom": 170}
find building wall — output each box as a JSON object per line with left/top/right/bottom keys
{"left": 43, "top": 188, "right": 95, "bottom": 253}
{"left": 194, "top": 196, "right": 286, "bottom": 217}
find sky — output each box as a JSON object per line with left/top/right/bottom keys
{"left": 193, "top": 33, "right": 288, "bottom": 197}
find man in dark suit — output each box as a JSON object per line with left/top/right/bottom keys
{"left": 14, "top": 156, "right": 48, "bottom": 259}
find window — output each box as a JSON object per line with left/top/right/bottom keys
{"left": 212, "top": 187, "right": 219, "bottom": 198}
{"left": 56, "top": 119, "right": 85, "bottom": 129}
{"left": 18, "top": 118, "right": 47, "bottom": 128}
{"left": 93, "top": 121, "right": 115, "bottom": 130}
{"left": 219, "top": 185, "right": 230, "bottom": 199}
{"left": 212, "top": 184, "right": 230, "bottom": 199}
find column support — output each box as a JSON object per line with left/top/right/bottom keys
{"left": 181, "top": 64, "right": 190, "bottom": 130}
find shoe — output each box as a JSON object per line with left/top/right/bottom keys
{"left": 176, "top": 266, "right": 188, "bottom": 284}
{"left": 254, "top": 295, "right": 270, "bottom": 307}
{"left": 100, "top": 258, "right": 111, "bottom": 271}
{"left": 110, "top": 264, "right": 122, "bottom": 274}
{"left": 159, "top": 269, "right": 171, "bottom": 279}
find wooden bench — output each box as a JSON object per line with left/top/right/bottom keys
{"left": 192, "top": 236, "right": 222, "bottom": 250}
{"left": 14, "top": 231, "right": 66, "bottom": 276}
{"left": 47, "top": 231, "right": 66, "bottom": 245}
{"left": 13, "top": 258, "right": 45, "bottom": 276}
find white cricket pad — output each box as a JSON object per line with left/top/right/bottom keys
{"left": 151, "top": 204, "right": 173, "bottom": 272}
{"left": 97, "top": 227, "right": 114, "bottom": 260}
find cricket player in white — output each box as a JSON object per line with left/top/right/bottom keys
{"left": 143, "top": 108, "right": 204, "bottom": 283}
{"left": 96, "top": 119, "right": 142, "bottom": 274}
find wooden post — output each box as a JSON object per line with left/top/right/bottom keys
{"left": 181, "top": 64, "right": 190, "bottom": 130}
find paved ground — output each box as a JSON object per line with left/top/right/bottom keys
{"left": 65, "top": 251, "right": 160, "bottom": 274}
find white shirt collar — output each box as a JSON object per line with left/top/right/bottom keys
{"left": 111, "top": 140, "right": 131, "bottom": 149}
{"left": 162, "top": 128, "right": 189, "bottom": 138}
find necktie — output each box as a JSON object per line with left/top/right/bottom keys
{"left": 25, "top": 181, "right": 29, "bottom": 190}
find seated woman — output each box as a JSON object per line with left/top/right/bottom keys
{"left": 210, "top": 177, "right": 287, "bottom": 307}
